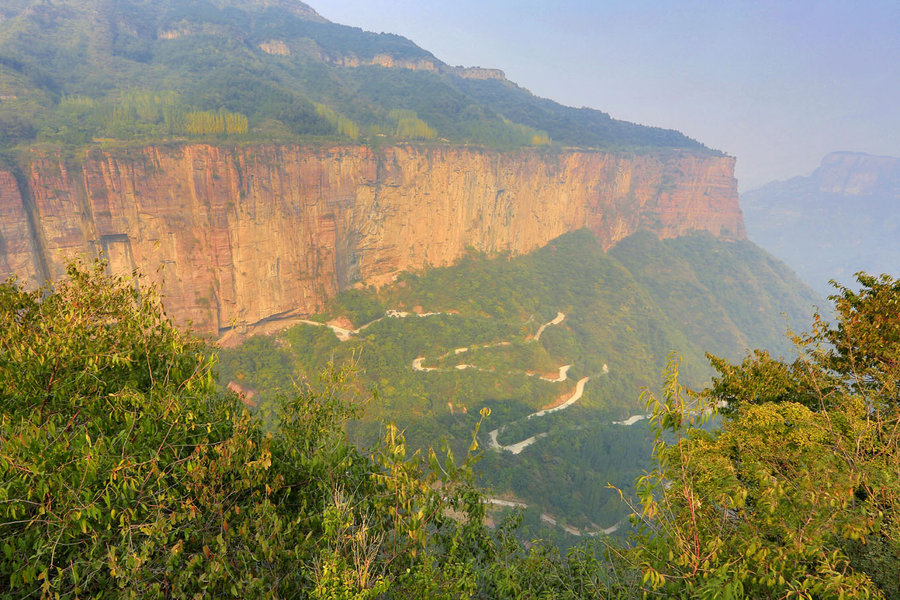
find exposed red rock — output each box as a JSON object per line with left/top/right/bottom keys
{"left": 0, "top": 170, "right": 43, "bottom": 285}
{"left": 0, "top": 143, "right": 743, "bottom": 334}
{"left": 327, "top": 316, "right": 356, "bottom": 330}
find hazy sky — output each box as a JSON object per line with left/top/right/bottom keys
{"left": 310, "top": 0, "right": 898, "bottom": 191}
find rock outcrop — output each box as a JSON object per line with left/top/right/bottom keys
{"left": 0, "top": 144, "right": 743, "bottom": 333}
{"left": 449, "top": 66, "right": 506, "bottom": 81}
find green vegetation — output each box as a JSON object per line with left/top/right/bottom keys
{"left": 4, "top": 257, "right": 898, "bottom": 598}
{"left": 455, "top": 77, "right": 709, "bottom": 152}
{"left": 631, "top": 273, "right": 900, "bottom": 598}
{"left": 0, "top": 0, "right": 713, "bottom": 154}
{"left": 0, "top": 262, "right": 629, "bottom": 598}
{"left": 315, "top": 103, "right": 360, "bottom": 140}
{"left": 609, "top": 230, "right": 822, "bottom": 359}
{"left": 389, "top": 109, "right": 436, "bottom": 140}
{"left": 218, "top": 230, "right": 819, "bottom": 531}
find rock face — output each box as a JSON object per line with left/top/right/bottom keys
{"left": 742, "top": 151, "right": 899, "bottom": 294}
{"left": 322, "top": 54, "right": 507, "bottom": 81}
{"left": 0, "top": 144, "right": 743, "bottom": 333}
{"left": 449, "top": 66, "right": 506, "bottom": 81}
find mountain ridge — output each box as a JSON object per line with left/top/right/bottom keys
{"left": 0, "top": 0, "right": 754, "bottom": 335}
{"left": 0, "top": 0, "right": 715, "bottom": 153}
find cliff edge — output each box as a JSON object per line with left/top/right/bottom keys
{"left": 1, "top": 144, "right": 743, "bottom": 333}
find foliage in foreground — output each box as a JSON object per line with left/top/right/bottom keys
{"left": 4, "top": 262, "right": 899, "bottom": 599}
{"left": 633, "top": 273, "right": 900, "bottom": 598}
{"left": 0, "top": 263, "right": 631, "bottom": 598}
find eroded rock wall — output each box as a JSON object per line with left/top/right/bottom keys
{"left": 0, "top": 144, "right": 743, "bottom": 333}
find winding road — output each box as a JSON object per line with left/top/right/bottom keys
{"left": 285, "top": 307, "right": 649, "bottom": 538}
{"left": 486, "top": 376, "right": 591, "bottom": 455}
{"left": 484, "top": 497, "right": 625, "bottom": 537}
{"left": 406, "top": 310, "right": 602, "bottom": 455}
{"left": 299, "top": 309, "right": 450, "bottom": 342}
{"left": 532, "top": 311, "right": 566, "bottom": 341}
{"left": 307, "top": 306, "right": 637, "bottom": 538}
{"left": 527, "top": 376, "right": 590, "bottom": 419}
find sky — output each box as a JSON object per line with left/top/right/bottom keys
{"left": 309, "top": 0, "right": 899, "bottom": 191}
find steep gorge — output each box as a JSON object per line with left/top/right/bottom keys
{"left": 0, "top": 144, "right": 743, "bottom": 333}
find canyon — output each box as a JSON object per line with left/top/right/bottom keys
{"left": 0, "top": 143, "right": 744, "bottom": 334}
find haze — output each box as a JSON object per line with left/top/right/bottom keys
{"left": 312, "top": 0, "right": 899, "bottom": 191}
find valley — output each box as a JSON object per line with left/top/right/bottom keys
{"left": 216, "top": 229, "right": 818, "bottom": 531}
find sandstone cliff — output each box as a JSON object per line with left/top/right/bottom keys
{"left": 0, "top": 144, "right": 743, "bottom": 333}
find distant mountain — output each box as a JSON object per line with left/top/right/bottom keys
{"left": 0, "top": 0, "right": 713, "bottom": 153}
{"left": 741, "top": 152, "right": 900, "bottom": 295}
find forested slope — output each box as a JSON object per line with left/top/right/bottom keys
{"left": 3, "top": 250, "right": 895, "bottom": 599}
{"left": 0, "top": 0, "right": 713, "bottom": 153}
{"left": 218, "top": 230, "right": 820, "bottom": 530}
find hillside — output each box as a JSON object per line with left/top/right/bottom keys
{"left": 0, "top": 0, "right": 714, "bottom": 153}
{"left": 741, "top": 152, "right": 900, "bottom": 294}
{"left": 216, "top": 229, "right": 820, "bottom": 530}
{"left": 3, "top": 260, "right": 898, "bottom": 598}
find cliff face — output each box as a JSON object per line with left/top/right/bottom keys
{"left": 0, "top": 144, "right": 743, "bottom": 333}
{"left": 0, "top": 170, "right": 44, "bottom": 285}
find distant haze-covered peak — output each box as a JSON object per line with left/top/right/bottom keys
{"left": 814, "top": 152, "right": 900, "bottom": 196}
{"left": 741, "top": 151, "right": 900, "bottom": 294}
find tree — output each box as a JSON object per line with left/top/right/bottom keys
{"left": 0, "top": 262, "right": 501, "bottom": 598}
{"left": 630, "top": 274, "right": 900, "bottom": 598}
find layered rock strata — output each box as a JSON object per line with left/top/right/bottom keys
{"left": 0, "top": 144, "right": 743, "bottom": 333}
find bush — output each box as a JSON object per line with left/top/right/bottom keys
{"left": 0, "top": 262, "right": 500, "bottom": 598}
